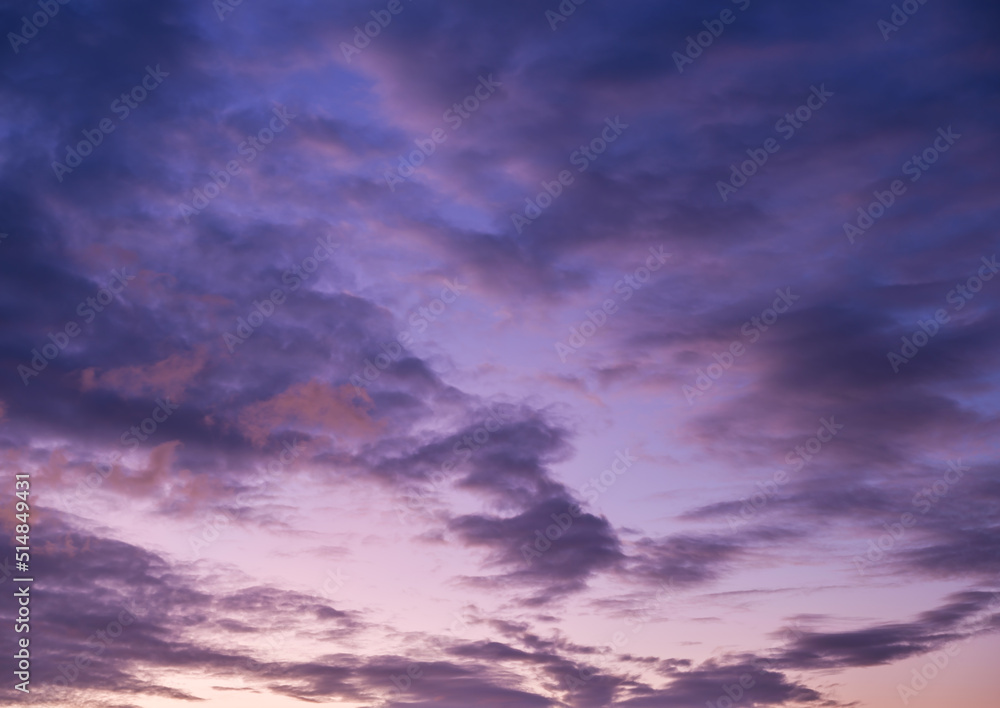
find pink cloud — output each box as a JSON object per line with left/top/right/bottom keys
{"left": 237, "top": 379, "right": 382, "bottom": 447}
{"left": 80, "top": 347, "right": 209, "bottom": 401}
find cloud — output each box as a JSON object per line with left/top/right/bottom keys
{"left": 79, "top": 346, "right": 209, "bottom": 401}
{"left": 450, "top": 496, "right": 624, "bottom": 604}
{"left": 625, "top": 534, "right": 745, "bottom": 586}
{"left": 237, "top": 379, "right": 382, "bottom": 447}
{"left": 770, "top": 590, "right": 1000, "bottom": 670}
{"left": 1, "top": 0, "right": 999, "bottom": 704}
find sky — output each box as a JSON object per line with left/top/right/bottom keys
{"left": 0, "top": 0, "right": 999, "bottom": 706}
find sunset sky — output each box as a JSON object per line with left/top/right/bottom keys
{"left": 1, "top": 0, "right": 999, "bottom": 706}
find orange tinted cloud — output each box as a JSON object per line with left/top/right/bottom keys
{"left": 94, "top": 440, "right": 184, "bottom": 502}
{"left": 80, "top": 346, "right": 208, "bottom": 401}
{"left": 238, "top": 380, "right": 381, "bottom": 447}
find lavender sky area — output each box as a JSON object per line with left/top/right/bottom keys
{"left": 0, "top": 0, "right": 998, "bottom": 706}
